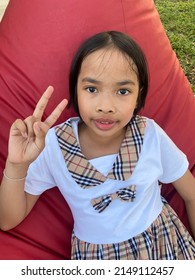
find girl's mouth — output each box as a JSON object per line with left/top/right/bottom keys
{"left": 94, "top": 119, "right": 116, "bottom": 131}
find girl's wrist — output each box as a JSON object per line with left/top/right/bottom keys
{"left": 3, "top": 169, "right": 27, "bottom": 181}
{"left": 4, "top": 160, "right": 30, "bottom": 180}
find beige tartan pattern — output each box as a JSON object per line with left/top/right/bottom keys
{"left": 55, "top": 116, "right": 146, "bottom": 188}
{"left": 71, "top": 201, "right": 195, "bottom": 260}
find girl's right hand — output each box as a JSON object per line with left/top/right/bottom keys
{"left": 7, "top": 86, "right": 68, "bottom": 166}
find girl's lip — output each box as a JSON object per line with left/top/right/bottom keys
{"left": 94, "top": 119, "right": 116, "bottom": 130}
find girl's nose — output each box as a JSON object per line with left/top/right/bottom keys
{"left": 96, "top": 103, "right": 116, "bottom": 114}
{"left": 96, "top": 93, "right": 116, "bottom": 114}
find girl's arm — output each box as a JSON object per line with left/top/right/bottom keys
{"left": 0, "top": 160, "right": 39, "bottom": 231}
{"left": 172, "top": 169, "right": 195, "bottom": 239}
{"left": 0, "top": 86, "right": 67, "bottom": 231}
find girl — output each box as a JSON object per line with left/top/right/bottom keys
{"left": 0, "top": 31, "right": 195, "bottom": 260}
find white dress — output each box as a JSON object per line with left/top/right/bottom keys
{"left": 25, "top": 116, "right": 195, "bottom": 259}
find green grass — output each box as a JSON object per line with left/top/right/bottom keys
{"left": 154, "top": 0, "right": 195, "bottom": 92}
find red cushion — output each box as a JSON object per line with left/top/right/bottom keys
{"left": 0, "top": 0, "right": 194, "bottom": 259}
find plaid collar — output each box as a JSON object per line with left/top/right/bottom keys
{"left": 55, "top": 116, "right": 146, "bottom": 189}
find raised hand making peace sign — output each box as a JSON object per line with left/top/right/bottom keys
{"left": 8, "top": 86, "right": 68, "bottom": 165}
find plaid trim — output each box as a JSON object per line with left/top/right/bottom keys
{"left": 55, "top": 120, "right": 106, "bottom": 188}
{"left": 107, "top": 116, "right": 145, "bottom": 180}
{"left": 71, "top": 199, "right": 195, "bottom": 260}
{"left": 55, "top": 116, "right": 146, "bottom": 188}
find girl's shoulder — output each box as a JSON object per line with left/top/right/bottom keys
{"left": 135, "top": 115, "right": 166, "bottom": 137}
{"left": 134, "top": 115, "right": 177, "bottom": 151}
{"left": 132, "top": 115, "right": 161, "bottom": 138}
{"left": 54, "top": 117, "right": 80, "bottom": 134}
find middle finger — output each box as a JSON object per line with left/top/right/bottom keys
{"left": 33, "top": 86, "right": 54, "bottom": 120}
{"left": 44, "top": 99, "right": 68, "bottom": 128}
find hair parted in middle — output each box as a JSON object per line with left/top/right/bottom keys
{"left": 69, "top": 30, "right": 149, "bottom": 117}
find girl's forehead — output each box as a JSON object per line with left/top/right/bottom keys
{"left": 84, "top": 48, "right": 131, "bottom": 64}
{"left": 80, "top": 48, "right": 138, "bottom": 76}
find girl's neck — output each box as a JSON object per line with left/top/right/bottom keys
{"left": 78, "top": 122, "right": 126, "bottom": 160}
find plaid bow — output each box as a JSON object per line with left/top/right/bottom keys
{"left": 91, "top": 185, "right": 136, "bottom": 213}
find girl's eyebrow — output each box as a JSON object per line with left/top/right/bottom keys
{"left": 81, "top": 77, "right": 101, "bottom": 84}
{"left": 81, "top": 77, "right": 135, "bottom": 86}
{"left": 116, "top": 80, "right": 136, "bottom": 86}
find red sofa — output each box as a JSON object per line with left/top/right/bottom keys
{"left": 0, "top": 0, "right": 194, "bottom": 259}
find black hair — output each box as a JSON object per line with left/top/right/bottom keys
{"left": 69, "top": 30, "right": 149, "bottom": 116}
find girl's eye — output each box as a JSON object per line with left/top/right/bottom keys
{"left": 86, "top": 87, "right": 97, "bottom": 93}
{"left": 117, "top": 89, "right": 130, "bottom": 95}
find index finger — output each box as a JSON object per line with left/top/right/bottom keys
{"left": 33, "top": 86, "right": 54, "bottom": 119}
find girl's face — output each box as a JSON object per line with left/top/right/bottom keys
{"left": 77, "top": 48, "right": 139, "bottom": 142}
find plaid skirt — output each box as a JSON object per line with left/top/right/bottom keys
{"left": 71, "top": 199, "right": 195, "bottom": 260}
